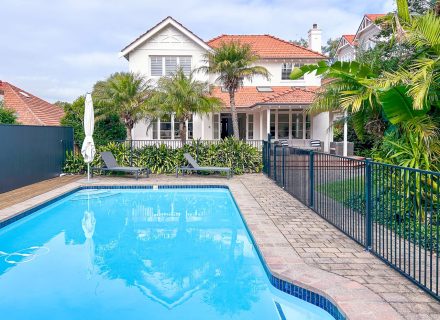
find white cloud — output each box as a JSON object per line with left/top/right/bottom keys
{"left": 0, "top": 0, "right": 393, "bottom": 102}
{"left": 61, "top": 52, "right": 125, "bottom": 69}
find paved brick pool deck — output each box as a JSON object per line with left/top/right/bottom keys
{"left": 0, "top": 174, "right": 439, "bottom": 319}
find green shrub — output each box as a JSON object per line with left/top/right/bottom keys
{"left": 63, "top": 137, "right": 262, "bottom": 175}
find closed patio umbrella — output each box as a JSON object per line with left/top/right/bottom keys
{"left": 81, "top": 93, "right": 96, "bottom": 181}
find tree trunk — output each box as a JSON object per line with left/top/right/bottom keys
{"left": 229, "top": 89, "right": 240, "bottom": 139}
{"left": 179, "top": 120, "right": 187, "bottom": 145}
{"left": 126, "top": 125, "right": 132, "bottom": 141}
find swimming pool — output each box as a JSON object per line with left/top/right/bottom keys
{"left": 0, "top": 186, "right": 339, "bottom": 320}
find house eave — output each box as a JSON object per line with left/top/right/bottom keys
{"left": 120, "top": 16, "right": 212, "bottom": 60}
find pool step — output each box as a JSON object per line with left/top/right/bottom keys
{"left": 69, "top": 190, "right": 119, "bottom": 201}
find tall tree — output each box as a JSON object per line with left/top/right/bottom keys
{"left": 93, "top": 72, "right": 153, "bottom": 140}
{"left": 151, "top": 69, "right": 223, "bottom": 144}
{"left": 290, "top": 38, "right": 308, "bottom": 47}
{"left": 201, "top": 41, "right": 270, "bottom": 139}
{"left": 322, "top": 38, "right": 340, "bottom": 62}
{"left": 60, "top": 96, "right": 126, "bottom": 146}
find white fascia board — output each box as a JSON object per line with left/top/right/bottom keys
{"left": 120, "top": 17, "right": 212, "bottom": 58}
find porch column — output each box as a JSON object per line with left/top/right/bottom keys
{"left": 266, "top": 109, "right": 270, "bottom": 137}
{"left": 201, "top": 115, "right": 205, "bottom": 140}
{"left": 259, "top": 110, "right": 263, "bottom": 140}
{"left": 171, "top": 114, "right": 175, "bottom": 140}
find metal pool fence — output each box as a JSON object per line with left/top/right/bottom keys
{"left": 263, "top": 138, "right": 440, "bottom": 300}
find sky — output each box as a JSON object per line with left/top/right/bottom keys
{"left": 0, "top": 0, "right": 395, "bottom": 103}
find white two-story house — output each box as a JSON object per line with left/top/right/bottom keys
{"left": 120, "top": 17, "right": 333, "bottom": 150}
{"left": 335, "top": 14, "right": 385, "bottom": 62}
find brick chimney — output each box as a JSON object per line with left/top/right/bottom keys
{"left": 308, "top": 23, "right": 322, "bottom": 53}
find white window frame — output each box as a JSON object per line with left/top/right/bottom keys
{"left": 153, "top": 114, "right": 192, "bottom": 140}
{"left": 212, "top": 113, "right": 221, "bottom": 140}
{"left": 150, "top": 56, "right": 192, "bottom": 77}
{"left": 268, "top": 109, "right": 310, "bottom": 140}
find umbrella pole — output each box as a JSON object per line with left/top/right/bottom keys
{"left": 87, "top": 163, "right": 90, "bottom": 181}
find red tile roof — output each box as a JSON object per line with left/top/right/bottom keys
{"left": 0, "top": 81, "right": 64, "bottom": 126}
{"left": 211, "top": 86, "right": 316, "bottom": 108}
{"left": 342, "top": 35, "right": 356, "bottom": 45}
{"left": 207, "top": 35, "right": 327, "bottom": 59}
{"left": 365, "top": 14, "right": 386, "bottom": 22}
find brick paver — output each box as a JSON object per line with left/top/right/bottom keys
{"left": 239, "top": 174, "right": 440, "bottom": 320}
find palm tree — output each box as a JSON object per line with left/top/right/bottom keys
{"left": 93, "top": 72, "right": 153, "bottom": 141}
{"left": 151, "top": 69, "right": 223, "bottom": 144}
{"left": 201, "top": 41, "right": 270, "bottom": 139}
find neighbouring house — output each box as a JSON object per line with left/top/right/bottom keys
{"left": 335, "top": 14, "right": 386, "bottom": 62}
{"left": 0, "top": 81, "right": 64, "bottom": 126}
{"left": 120, "top": 16, "right": 334, "bottom": 150}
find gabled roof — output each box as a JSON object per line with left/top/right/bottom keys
{"left": 354, "top": 13, "right": 386, "bottom": 40}
{"left": 336, "top": 13, "right": 386, "bottom": 54}
{"left": 120, "top": 16, "right": 212, "bottom": 59}
{"left": 336, "top": 34, "right": 356, "bottom": 54}
{"left": 0, "top": 81, "right": 64, "bottom": 126}
{"left": 365, "top": 14, "right": 386, "bottom": 22}
{"left": 342, "top": 35, "right": 356, "bottom": 46}
{"left": 207, "top": 34, "right": 326, "bottom": 59}
{"left": 210, "top": 86, "right": 316, "bottom": 108}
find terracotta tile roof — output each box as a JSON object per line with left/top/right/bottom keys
{"left": 365, "top": 14, "right": 386, "bottom": 22}
{"left": 0, "top": 81, "right": 64, "bottom": 126}
{"left": 211, "top": 86, "right": 316, "bottom": 108}
{"left": 342, "top": 35, "right": 356, "bottom": 45}
{"left": 207, "top": 35, "right": 327, "bottom": 59}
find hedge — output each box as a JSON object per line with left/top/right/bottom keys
{"left": 63, "top": 138, "right": 262, "bottom": 176}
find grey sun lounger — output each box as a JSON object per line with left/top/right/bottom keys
{"left": 176, "top": 153, "right": 232, "bottom": 179}
{"left": 91, "top": 152, "right": 150, "bottom": 180}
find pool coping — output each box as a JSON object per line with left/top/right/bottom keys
{"left": 0, "top": 177, "right": 403, "bottom": 320}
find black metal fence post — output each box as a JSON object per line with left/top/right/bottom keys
{"left": 282, "top": 146, "right": 286, "bottom": 188}
{"left": 365, "top": 158, "right": 373, "bottom": 250}
{"left": 273, "top": 145, "right": 278, "bottom": 181}
{"left": 267, "top": 133, "right": 272, "bottom": 178}
{"left": 129, "top": 140, "right": 133, "bottom": 166}
{"left": 309, "top": 151, "right": 315, "bottom": 208}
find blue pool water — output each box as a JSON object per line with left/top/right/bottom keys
{"left": 0, "top": 187, "right": 335, "bottom": 320}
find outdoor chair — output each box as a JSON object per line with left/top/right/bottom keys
{"left": 176, "top": 153, "right": 232, "bottom": 179}
{"left": 91, "top": 152, "right": 150, "bottom": 180}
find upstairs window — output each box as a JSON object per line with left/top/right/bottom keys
{"left": 151, "top": 56, "right": 163, "bottom": 76}
{"left": 281, "top": 63, "right": 293, "bottom": 80}
{"left": 282, "top": 63, "right": 304, "bottom": 80}
{"left": 179, "top": 56, "right": 191, "bottom": 75}
{"left": 150, "top": 56, "right": 192, "bottom": 77}
{"left": 165, "top": 56, "right": 178, "bottom": 76}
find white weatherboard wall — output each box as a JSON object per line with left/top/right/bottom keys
{"left": 337, "top": 45, "right": 356, "bottom": 62}
{"left": 127, "top": 25, "right": 209, "bottom": 139}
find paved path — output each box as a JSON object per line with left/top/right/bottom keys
{"left": 239, "top": 174, "right": 440, "bottom": 320}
